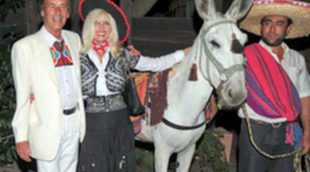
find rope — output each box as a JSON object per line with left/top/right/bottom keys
{"left": 305, "top": 154, "right": 310, "bottom": 172}
{"left": 241, "top": 105, "right": 302, "bottom": 172}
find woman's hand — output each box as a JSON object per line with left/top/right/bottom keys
{"left": 204, "top": 95, "right": 218, "bottom": 123}
{"left": 127, "top": 45, "right": 141, "bottom": 57}
{"left": 183, "top": 47, "right": 191, "bottom": 56}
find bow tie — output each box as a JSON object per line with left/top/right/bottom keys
{"left": 92, "top": 41, "right": 109, "bottom": 57}
{"left": 53, "top": 40, "right": 64, "bottom": 52}
{"left": 50, "top": 39, "right": 73, "bottom": 67}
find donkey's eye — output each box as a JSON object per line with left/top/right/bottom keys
{"left": 210, "top": 40, "right": 220, "bottom": 48}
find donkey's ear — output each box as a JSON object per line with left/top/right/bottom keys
{"left": 225, "top": 0, "right": 253, "bottom": 21}
{"left": 194, "top": 0, "right": 216, "bottom": 21}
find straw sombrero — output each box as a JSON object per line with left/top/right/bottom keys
{"left": 79, "top": 0, "right": 130, "bottom": 44}
{"left": 240, "top": 0, "right": 310, "bottom": 39}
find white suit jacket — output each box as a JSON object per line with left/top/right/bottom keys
{"left": 11, "top": 29, "right": 86, "bottom": 160}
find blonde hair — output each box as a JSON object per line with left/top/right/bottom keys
{"left": 81, "top": 8, "right": 122, "bottom": 57}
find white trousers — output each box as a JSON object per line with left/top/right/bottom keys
{"left": 37, "top": 113, "right": 79, "bottom": 172}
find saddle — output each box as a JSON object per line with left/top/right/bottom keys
{"left": 130, "top": 69, "right": 217, "bottom": 135}
{"left": 131, "top": 70, "right": 170, "bottom": 126}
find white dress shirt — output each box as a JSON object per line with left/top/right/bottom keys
{"left": 41, "top": 26, "right": 79, "bottom": 110}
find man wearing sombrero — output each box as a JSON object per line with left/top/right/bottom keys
{"left": 238, "top": 0, "right": 310, "bottom": 171}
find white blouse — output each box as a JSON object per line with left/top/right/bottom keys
{"left": 87, "top": 48, "right": 185, "bottom": 96}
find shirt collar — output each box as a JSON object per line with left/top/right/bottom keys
{"left": 259, "top": 40, "right": 290, "bottom": 62}
{"left": 88, "top": 47, "right": 110, "bottom": 57}
{"left": 41, "top": 26, "right": 65, "bottom": 47}
{"left": 87, "top": 48, "right": 111, "bottom": 71}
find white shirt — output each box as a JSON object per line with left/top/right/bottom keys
{"left": 41, "top": 26, "right": 79, "bottom": 110}
{"left": 87, "top": 49, "right": 185, "bottom": 96}
{"left": 239, "top": 40, "right": 310, "bottom": 123}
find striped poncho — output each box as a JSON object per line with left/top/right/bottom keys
{"left": 244, "top": 43, "right": 302, "bottom": 148}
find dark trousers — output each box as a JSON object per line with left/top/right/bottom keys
{"left": 238, "top": 119, "right": 295, "bottom": 172}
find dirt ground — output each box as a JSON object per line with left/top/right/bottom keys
{"left": 0, "top": 164, "right": 22, "bottom": 172}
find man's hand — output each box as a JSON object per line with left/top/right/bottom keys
{"left": 301, "top": 97, "right": 310, "bottom": 155}
{"left": 127, "top": 45, "right": 141, "bottom": 57}
{"left": 16, "top": 141, "right": 31, "bottom": 162}
{"left": 303, "top": 131, "right": 310, "bottom": 154}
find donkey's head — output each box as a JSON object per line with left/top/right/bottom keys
{"left": 194, "top": 0, "right": 253, "bottom": 108}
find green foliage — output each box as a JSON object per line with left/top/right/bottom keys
{"left": 135, "top": 147, "right": 154, "bottom": 171}
{"left": 0, "top": 32, "right": 19, "bottom": 165}
{"left": 0, "top": 0, "right": 26, "bottom": 166}
{"left": 0, "top": 0, "right": 25, "bottom": 22}
{"left": 195, "top": 130, "right": 228, "bottom": 172}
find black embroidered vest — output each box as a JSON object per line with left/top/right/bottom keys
{"left": 80, "top": 50, "right": 139, "bottom": 97}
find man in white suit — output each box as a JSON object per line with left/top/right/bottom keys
{"left": 11, "top": 0, "right": 85, "bottom": 171}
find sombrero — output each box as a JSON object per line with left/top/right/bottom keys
{"left": 240, "top": 0, "right": 310, "bottom": 39}
{"left": 79, "top": 0, "right": 130, "bottom": 44}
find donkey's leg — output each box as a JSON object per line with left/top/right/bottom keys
{"left": 176, "top": 144, "right": 196, "bottom": 172}
{"left": 154, "top": 141, "right": 173, "bottom": 172}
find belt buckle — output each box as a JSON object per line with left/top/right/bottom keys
{"left": 63, "top": 106, "right": 76, "bottom": 115}
{"left": 271, "top": 122, "right": 281, "bottom": 128}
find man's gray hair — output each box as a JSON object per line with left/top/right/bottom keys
{"left": 39, "top": 0, "right": 71, "bottom": 12}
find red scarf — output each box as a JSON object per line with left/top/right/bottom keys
{"left": 92, "top": 40, "right": 109, "bottom": 57}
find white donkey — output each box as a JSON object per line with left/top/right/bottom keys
{"left": 136, "top": 0, "right": 253, "bottom": 171}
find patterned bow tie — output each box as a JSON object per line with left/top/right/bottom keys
{"left": 50, "top": 39, "right": 73, "bottom": 67}
{"left": 54, "top": 40, "right": 64, "bottom": 52}
{"left": 92, "top": 41, "right": 109, "bottom": 57}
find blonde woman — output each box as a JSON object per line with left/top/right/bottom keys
{"left": 78, "top": 1, "right": 189, "bottom": 171}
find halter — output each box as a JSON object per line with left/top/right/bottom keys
{"left": 162, "top": 20, "right": 246, "bottom": 131}
{"left": 198, "top": 20, "right": 245, "bottom": 88}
